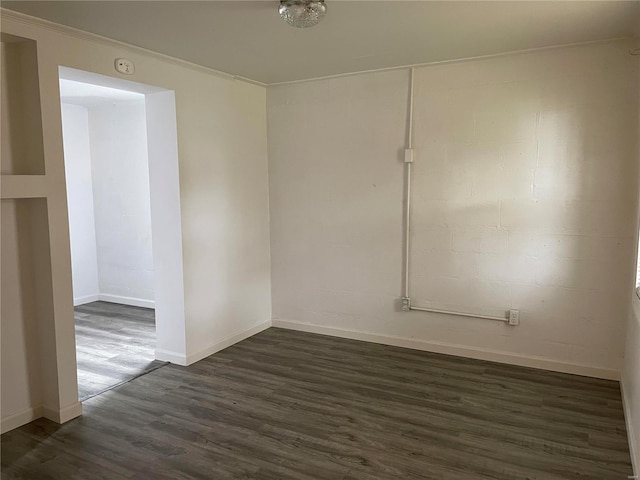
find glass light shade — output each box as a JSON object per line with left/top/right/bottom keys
{"left": 279, "top": 0, "right": 327, "bottom": 28}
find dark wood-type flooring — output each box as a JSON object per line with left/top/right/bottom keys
{"left": 75, "top": 301, "right": 166, "bottom": 401}
{"left": 2, "top": 328, "right": 634, "bottom": 479}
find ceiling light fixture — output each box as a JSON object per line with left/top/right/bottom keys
{"left": 279, "top": 0, "right": 327, "bottom": 28}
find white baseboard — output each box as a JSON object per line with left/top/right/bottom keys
{"left": 74, "top": 294, "right": 100, "bottom": 306}
{"left": 42, "top": 402, "right": 83, "bottom": 424}
{"left": 621, "top": 379, "right": 639, "bottom": 477}
{"left": 1, "top": 406, "right": 43, "bottom": 434}
{"left": 0, "top": 401, "right": 82, "bottom": 434}
{"left": 155, "top": 348, "right": 188, "bottom": 365}
{"left": 272, "top": 319, "right": 620, "bottom": 381}
{"left": 185, "top": 320, "right": 272, "bottom": 365}
{"left": 98, "top": 294, "right": 155, "bottom": 309}
{"left": 155, "top": 320, "right": 272, "bottom": 366}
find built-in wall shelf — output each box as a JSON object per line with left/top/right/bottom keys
{"left": 1, "top": 32, "right": 45, "bottom": 175}
{"left": 1, "top": 175, "right": 48, "bottom": 199}
{"left": 1, "top": 18, "right": 82, "bottom": 435}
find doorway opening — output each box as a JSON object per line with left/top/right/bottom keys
{"left": 58, "top": 67, "right": 187, "bottom": 401}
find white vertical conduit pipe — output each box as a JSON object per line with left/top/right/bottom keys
{"left": 403, "top": 68, "right": 415, "bottom": 300}
{"left": 401, "top": 68, "right": 510, "bottom": 324}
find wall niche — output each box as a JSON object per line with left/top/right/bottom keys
{"left": 1, "top": 33, "right": 45, "bottom": 175}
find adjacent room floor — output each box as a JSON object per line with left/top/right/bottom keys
{"left": 1, "top": 328, "right": 633, "bottom": 479}
{"left": 74, "top": 301, "right": 166, "bottom": 401}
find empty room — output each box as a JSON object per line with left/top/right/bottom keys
{"left": 1, "top": 1, "right": 639, "bottom": 479}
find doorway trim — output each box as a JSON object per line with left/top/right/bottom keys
{"left": 59, "top": 66, "right": 188, "bottom": 363}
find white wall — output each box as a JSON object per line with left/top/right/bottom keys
{"left": 624, "top": 300, "right": 640, "bottom": 474}
{"left": 622, "top": 58, "right": 640, "bottom": 475}
{"left": 1, "top": 200, "right": 43, "bottom": 427}
{"left": 62, "top": 98, "right": 155, "bottom": 308}
{"left": 88, "top": 100, "right": 154, "bottom": 306}
{"left": 268, "top": 40, "right": 639, "bottom": 378}
{"left": 143, "top": 90, "right": 188, "bottom": 362}
{"left": 61, "top": 103, "right": 100, "bottom": 304}
{"left": 1, "top": 10, "right": 271, "bottom": 431}
{"left": 1, "top": 31, "right": 77, "bottom": 433}
{"left": 1, "top": 197, "right": 62, "bottom": 433}
{"left": 179, "top": 76, "right": 271, "bottom": 363}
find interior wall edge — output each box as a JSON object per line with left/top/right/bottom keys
{"left": 154, "top": 348, "right": 188, "bottom": 366}
{"left": 184, "top": 320, "right": 272, "bottom": 366}
{"left": 272, "top": 319, "right": 621, "bottom": 381}
{"left": 154, "top": 320, "right": 272, "bottom": 366}
{"left": 0, "top": 390, "right": 82, "bottom": 435}
{"left": 0, "top": 8, "right": 266, "bottom": 87}
{"left": 41, "top": 401, "right": 82, "bottom": 425}
{"left": 625, "top": 297, "right": 640, "bottom": 472}
{"left": 621, "top": 378, "right": 639, "bottom": 476}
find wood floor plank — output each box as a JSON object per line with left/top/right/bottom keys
{"left": 74, "top": 301, "right": 167, "bottom": 400}
{"left": 1, "top": 327, "right": 634, "bottom": 479}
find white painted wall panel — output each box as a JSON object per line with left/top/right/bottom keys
{"left": 624, "top": 300, "right": 640, "bottom": 473}
{"left": 622, "top": 62, "right": 640, "bottom": 476}
{"left": 60, "top": 103, "right": 100, "bottom": 304}
{"left": 88, "top": 101, "right": 154, "bottom": 304}
{"left": 1, "top": 200, "right": 43, "bottom": 423}
{"left": 178, "top": 80, "right": 271, "bottom": 359}
{"left": 268, "top": 40, "right": 639, "bottom": 374}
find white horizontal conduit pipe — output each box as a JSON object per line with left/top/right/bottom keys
{"left": 410, "top": 306, "right": 509, "bottom": 323}
{"left": 401, "top": 67, "right": 509, "bottom": 324}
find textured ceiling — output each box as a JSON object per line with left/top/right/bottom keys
{"left": 3, "top": 1, "right": 639, "bottom": 84}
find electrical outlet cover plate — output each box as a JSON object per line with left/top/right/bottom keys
{"left": 401, "top": 297, "right": 411, "bottom": 311}
{"left": 115, "top": 58, "right": 135, "bottom": 75}
{"left": 508, "top": 309, "right": 520, "bottom": 326}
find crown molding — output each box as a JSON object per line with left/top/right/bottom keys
{"left": 1, "top": 7, "right": 632, "bottom": 88}
{"left": 269, "top": 36, "right": 633, "bottom": 87}
{"left": 0, "top": 7, "right": 267, "bottom": 88}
